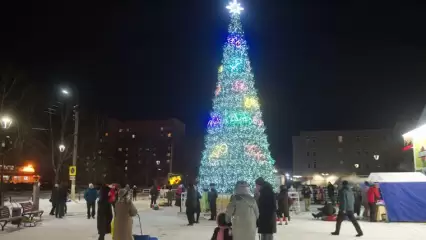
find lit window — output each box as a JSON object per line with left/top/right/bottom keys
{"left": 125, "top": 148, "right": 128, "bottom": 151}
{"left": 354, "top": 164, "right": 360, "bottom": 168}
{"left": 138, "top": 160, "right": 141, "bottom": 164}
{"left": 86, "top": 156, "right": 90, "bottom": 160}
{"left": 98, "top": 150, "right": 102, "bottom": 154}
{"left": 125, "top": 160, "right": 128, "bottom": 164}
{"left": 132, "top": 134, "right": 136, "bottom": 139}
{"left": 119, "top": 129, "right": 123, "bottom": 132}
{"left": 125, "top": 154, "right": 128, "bottom": 157}
{"left": 105, "top": 132, "right": 109, "bottom": 136}
{"left": 118, "top": 148, "right": 122, "bottom": 152}
{"left": 168, "top": 133, "right": 172, "bottom": 138}
{"left": 158, "top": 168, "right": 161, "bottom": 171}
{"left": 167, "top": 153, "right": 171, "bottom": 157}
{"left": 100, "top": 138, "right": 103, "bottom": 143}
{"left": 126, "top": 128, "right": 130, "bottom": 132}
{"left": 125, "top": 166, "right": 128, "bottom": 170}
{"left": 161, "top": 127, "right": 164, "bottom": 131}
{"left": 167, "top": 160, "right": 170, "bottom": 163}
{"left": 153, "top": 153, "right": 156, "bottom": 156}
{"left": 338, "top": 136, "right": 343, "bottom": 143}
{"left": 156, "top": 160, "right": 160, "bottom": 165}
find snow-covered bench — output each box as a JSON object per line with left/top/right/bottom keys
{"left": 19, "top": 202, "right": 43, "bottom": 225}
{"left": 0, "top": 206, "right": 23, "bottom": 231}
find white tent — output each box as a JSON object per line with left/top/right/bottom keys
{"left": 367, "top": 172, "right": 426, "bottom": 183}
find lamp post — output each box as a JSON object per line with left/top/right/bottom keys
{"left": 60, "top": 86, "right": 79, "bottom": 201}
{"left": 0, "top": 115, "right": 13, "bottom": 207}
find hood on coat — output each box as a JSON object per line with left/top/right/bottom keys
{"left": 234, "top": 181, "right": 251, "bottom": 195}
{"left": 117, "top": 189, "right": 131, "bottom": 202}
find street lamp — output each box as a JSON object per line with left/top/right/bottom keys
{"left": 59, "top": 144, "right": 65, "bottom": 153}
{"left": 373, "top": 154, "right": 380, "bottom": 161}
{"left": 0, "top": 115, "right": 12, "bottom": 207}
{"left": 59, "top": 85, "right": 80, "bottom": 201}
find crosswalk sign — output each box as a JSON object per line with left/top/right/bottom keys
{"left": 69, "top": 166, "right": 77, "bottom": 176}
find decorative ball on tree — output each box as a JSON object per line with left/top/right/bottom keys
{"left": 198, "top": 0, "right": 277, "bottom": 193}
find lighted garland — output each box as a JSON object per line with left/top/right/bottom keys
{"left": 198, "top": 0, "right": 276, "bottom": 193}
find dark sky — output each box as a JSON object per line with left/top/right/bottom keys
{"left": 1, "top": 0, "right": 426, "bottom": 168}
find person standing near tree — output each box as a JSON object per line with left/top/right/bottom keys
{"left": 256, "top": 177, "right": 276, "bottom": 240}
{"left": 49, "top": 184, "right": 59, "bottom": 215}
{"left": 208, "top": 183, "right": 218, "bottom": 220}
{"left": 85, "top": 183, "right": 98, "bottom": 219}
{"left": 331, "top": 181, "right": 363, "bottom": 237}
{"left": 185, "top": 182, "right": 197, "bottom": 226}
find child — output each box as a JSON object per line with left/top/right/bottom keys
{"left": 211, "top": 213, "right": 232, "bottom": 240}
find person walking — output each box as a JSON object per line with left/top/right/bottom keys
{"left": 277, "top": 185, "right": 290, "bottom": 225}
{"left": 132, "top": 185, "right": 138, "bottom": 201}
{"left": 367, "top": 183, "right": 380, "bottom": 222}
{"left": 185, "top": 182, "right": 197, "bottom": 226}
{"left": 85, "top": 183, "right": 98, "bottom": 219}
{"left": 150, "top": 185, "right": 159, "bottom": 207}
{"left": 302, "top": 185, "right": 312, "bottom": 211}
{"left": 208, "top": 183, "right": 218, "bottom": 220}
{"left": 49, "top": 184, "right": 59, "bottom": 215}
{"left": 256, "top": 177, "right": 277, "bottom": 240}
{"left": 327, "top": 182, "right": 335, "bottom": 205}
{"left": 113, "top": 188, "right": 138, "bottom": 240}
{"left": 97, "top": 185, "right": 113, "bottom": 240}
{"left": 226, "top": 181, "right": 259, "bottom": 240}
{"left": 331, "top": 181, "right": 363, "bottom": 237}
{"left": 56, "top": 183, "right": 68, "bottom": 218}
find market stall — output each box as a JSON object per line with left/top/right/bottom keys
{"left": 367, "top": 172, "right": 426, "bottom": 222}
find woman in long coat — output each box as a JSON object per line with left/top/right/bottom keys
{"left": 97, "top": 185, "right": 113, "bottom": 240}
{"left": 256, "top": 177, "right": 277, "bottom": 240}
{"left": 226, "top": 181, "right": 259, "bottom": 240}
{"left": 277, "top": 185, "right": 290, "bottom": 225}
{"left": 113, "top": 188, "right": 138, "bottom": 240}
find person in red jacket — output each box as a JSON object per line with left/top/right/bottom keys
{"left": 367, "top": 183, "right": 380, "bottom": 222}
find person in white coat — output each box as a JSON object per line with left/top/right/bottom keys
{"left": 226, "top": 181, "right": 259, "bottom": 240}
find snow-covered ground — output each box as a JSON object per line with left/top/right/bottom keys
{"left": 1, "top": 199, "right": 425, "bottom": 240}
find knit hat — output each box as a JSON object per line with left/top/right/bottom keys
{"left": 255, "top": 177, "right": 265, "bottom": 186}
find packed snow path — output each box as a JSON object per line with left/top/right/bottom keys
{"left": 1, "top": 200, "right": 425, "bottom": 240}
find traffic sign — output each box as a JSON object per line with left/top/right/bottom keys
{"left": 69, "top": 166, "right": 77, "bottom": 176}
{"left": 69, "top": 176, "right": 76, "bottom": 181}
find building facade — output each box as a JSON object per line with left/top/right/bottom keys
{"left": 293, "top": 129, "right": 405, "bottom": 184}
{"left": 79, "top": 118, "right": 185, "bottom": 186}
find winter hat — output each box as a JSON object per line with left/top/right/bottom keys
{"left": 235, "top": 181, "right": 250, "bottom": 195}
{"left": 89, "top": 183, "right": 94, "bottom": 188}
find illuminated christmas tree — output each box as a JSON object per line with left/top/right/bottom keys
{"left": 198, "top": 0, "right": 276, "bottom": 193}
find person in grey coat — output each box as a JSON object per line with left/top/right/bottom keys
{"left": 226, "top": 181, "right": 259, "bottom": 240}
{"left": 331, "top": 181, "right": 363, "bottom": 237}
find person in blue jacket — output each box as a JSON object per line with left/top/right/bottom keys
{"left": 85, "top": 183, "right": 98, "bottom": 219}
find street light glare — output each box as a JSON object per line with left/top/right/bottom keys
{"left": 1, "top": 116, "right": 13, "bottom": 129}
{"left": 61, "top": 89, "right": 70, "bottom": 95}
{"left": 59, "top": 144, "right": 66, "bottom": 152}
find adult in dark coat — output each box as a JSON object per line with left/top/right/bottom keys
{"left": 49, "top": 184, "right": 59, "bottom": 215}
{"left": 195, "top": 188, "right": 202, "bottom": 223}
{"left": 208, "top": 183, "right": 218, "bottom": 220}
{"left": 97, "top": 185, "right": 113, "bottom": 240}
{"left": 277, "top": 185, "right": 290, "bottom": 225}
{"left": 150, "top": 185, "right": 159, "bottom": 206}
{"left": 327, "top": 182, "right": 335, "bottom": 205}
{"left": 185, "top": 183, "right": 197, "bottom": 226}
{"left": 56, "top": 183, "right": 68, "bottom": 218}
{"left": 331, "top": 181, "right": 363, "bottom": 237}
{"left": 255, "top": 177, "right": 276, "bottom": 240}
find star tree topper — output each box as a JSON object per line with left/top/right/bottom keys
{"left": 226, "top": 0, "right": 244, "bottom": 14}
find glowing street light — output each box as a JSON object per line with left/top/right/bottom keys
{"left": 373, "top": 154, "right": 380, "bottom": 161}
{"left": 59, "top": 144, "right": 66, "bottom": 153}
{"left": 1, "top": 116, "right": 13, "bottom": 129}
{"left": 61, "top": 89, "right": 70, "bottom": 96}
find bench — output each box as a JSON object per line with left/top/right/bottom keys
{"left": 19, "top": 202, "right": 44, "bottom": 225}
{"left": 0, "top": 206, "right": 23, "bottom": 231}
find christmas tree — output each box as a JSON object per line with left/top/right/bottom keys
{"left": 198, "top": 0, "right": 276, "bottom": 193}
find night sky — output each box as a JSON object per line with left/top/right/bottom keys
{"left": 1, "top": 0, "right": 426, "bottom": 168}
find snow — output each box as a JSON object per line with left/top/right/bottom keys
{"left": 1, "top": 199, "right": 425, "bottom": 240}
